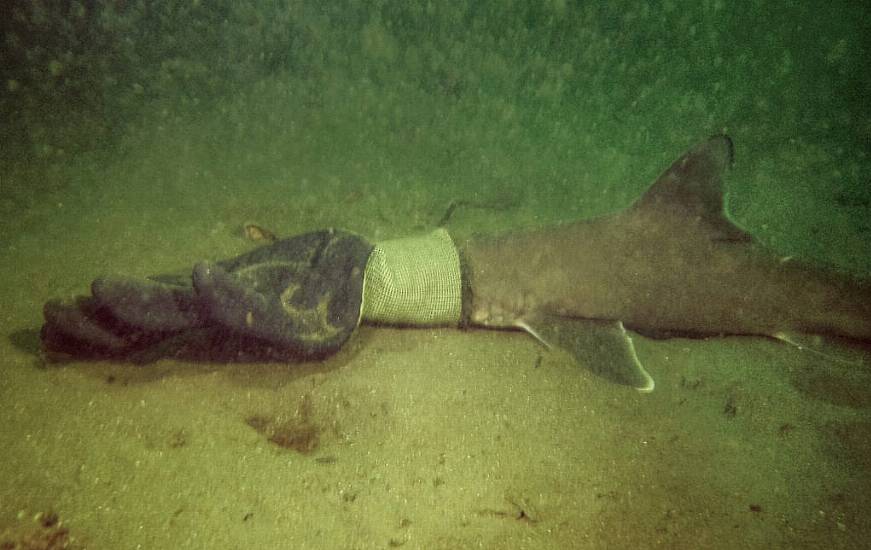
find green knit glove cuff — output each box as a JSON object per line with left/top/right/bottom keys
{"left": 361, "top": 228, "right": 462, "bottom": 326}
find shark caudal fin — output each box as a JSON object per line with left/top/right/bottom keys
{"left": 630, "top": 134, "right": 753, "bottom": 243}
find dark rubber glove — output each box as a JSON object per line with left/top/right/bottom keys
{"left": 193, "top": 229, "right": 372, "bottom": 357}
{"left": 41, "top": 229, "right": 372, "bottom": 362}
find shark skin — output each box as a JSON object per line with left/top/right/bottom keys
{"left": 460, "top": 135, "right": 871, "bottom": 391}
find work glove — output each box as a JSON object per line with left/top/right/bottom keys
{"left": 41, "top": 229, "right": 373, "bottom": 362}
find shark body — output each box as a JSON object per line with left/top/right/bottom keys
{"left": 460, "top": 135, "right": 871, "bottom": 391}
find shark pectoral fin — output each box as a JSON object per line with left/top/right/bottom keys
{"left": 773, "top": 331, "right": 871, "bottom": 367}
{"left": 529, "top": 317, "right": 655, "bottom": 392}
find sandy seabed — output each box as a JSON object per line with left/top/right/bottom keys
{"left": 2, "top": 66, "right": 870, "bottom": 550}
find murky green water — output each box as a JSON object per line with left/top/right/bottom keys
{"left": 1, "top": 2, "right": 869, "bottom": 548}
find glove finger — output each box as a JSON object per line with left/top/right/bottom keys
{"left": 41, "top": 297, "right": 144, "bottom": 357}
{"left": 92, "top": 276, "right": 203, "bottom": 332}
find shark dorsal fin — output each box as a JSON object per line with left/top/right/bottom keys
{"left": 630, "top": 134, "right": 752, "bottom": 243}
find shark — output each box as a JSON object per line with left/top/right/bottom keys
{"left": 459, "top": 135, "right": 871, "bottom": 391}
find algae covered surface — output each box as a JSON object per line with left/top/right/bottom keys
{"left": 2, "top": 1, "right": 870, "bottom": 548}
